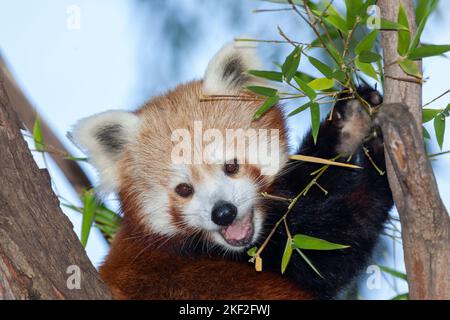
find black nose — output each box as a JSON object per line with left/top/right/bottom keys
{"left": 211, "top": 200, "right": 237, "bottom": 226}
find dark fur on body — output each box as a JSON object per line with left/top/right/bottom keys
{"left": 258, "top": 87, "right": 393, "bottom": 299}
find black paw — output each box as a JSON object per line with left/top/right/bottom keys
{"left": 331, "top": 87, "right": 383, "bottom": 156}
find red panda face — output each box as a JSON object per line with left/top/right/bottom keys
{"left": 72, "top": 42, "right": 288, "bottom": 252}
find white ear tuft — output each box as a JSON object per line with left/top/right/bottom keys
{"left": 71, "top": 110, "right": 140, "bottom": 193}
{"left": 203, "top": 42, "right": 264, "bottom": 95}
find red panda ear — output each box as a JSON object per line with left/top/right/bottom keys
{"left": 70, "top": 110, "right": 140, "bottom": 193}
{"left": 202, "top": 42, "right": 266, "bottom": 95}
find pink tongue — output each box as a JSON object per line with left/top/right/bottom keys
{"left": 223, "top": 215, "right": 251, "bottom": 240}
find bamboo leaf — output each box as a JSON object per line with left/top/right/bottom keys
{"left": 397, "top": 2, "right": 411, "bottom": 56}
{"left": 399, "top": 59, "right": 421, "bottom": 78}
{"left": 33, "top": 117, "right": 45, "bottom": 152}
{"left": 320, "top": 5, "right": 348, "bottom": 34}
{"left": 359, "top": 50, "right": 382, "bottom": 63}
{"left": 409, "top": 0, "right": 438, "bottom": 52}
{"left": 415, "top": 0, "right": 429, "bottom": 26}
{"left": 355, "top": 30, "right": 379, "bottom": 55}
{"left": 422, "top": 109, "right": 441, "bottom": 123}
{"left": 308, "top": 78, "right": 334, "bottom": 91}
{"left": 81, "top": 189, "right": 98, "bottom": 247}
{"left": 290, "top": 154, "right": 362, "bottom": 169}
{"left": 310, "top": 102, "right": 320, "bottom": 144}
{"left": 294, "top": 76, "right": 317, "bottom": 100}
{"left": 355, "top": 58, "right": 378, "bottom": 80}
{"left": 253, "top": 95, "right": 280, "bottom": 120}
{"left": 247, "top": 246, "right": 257, "bottom": 257}
{"left": 246, "top": 85, "right": 277, "bottom": 97}
{"left": 379, "top": 18, "right": 409, "bottom": 31}
{"left": 281, "top": 238, "right": 293, "bottom": 274}
{"left": 391, "top": 293, "right": 409, "bottom": 300}
{"left": 434, "top": 115, "right": 446, "bottom": 150}
{"left": 292, "top": 234, "right": 350, "bottom": 250}
{"left": 379, "top": 265, "right": 407, "bottom": 281}
{"left": 282, "top": 46, "right": 302, "bottom": 82}
{"left": 294, "top": 248, "right": 323, "bottom": 278}
{"left": 409, "top": 45, "right": 450, "bottom": 60}
{"left": 247, "top": 70, "right": 283, "bottom": 82}
{"left": 308, "top": 56, "right": 333, "bottom": 78}
{"left": 288, "top": 101, "right": 312, "bottom": 117}
{"left": 345, "top": 0, "right": 363, "bottom": 29}
{"left": 423, "top": 126, "right": 431, "bottom": 140}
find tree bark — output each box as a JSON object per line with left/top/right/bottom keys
{"left": 0, "top": 62, "right": 111, "bottom": 299}
{"left": 378, "top": 0, "right": 450, "bottom": 300}
{"left": 0, "top": 56, "right": 93, "bottom": 196}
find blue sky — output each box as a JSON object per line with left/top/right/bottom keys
{"left": 0, "top": 0, "right": 448, "bottom": 299}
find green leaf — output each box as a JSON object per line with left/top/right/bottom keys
{"left": 308, "top": 56, "right": 333, "bottom": 78}
{"left": 288, "top": 101, "right": 312, "bottom": 117}
{"left": 33, "top": 117, "right": 45, "bottom": 152}
{"left": 247, "top": 70, "right": 283, "bottom": 82}
{"left": 321, "top": 5, "right": 348, "bottom": 34}
{"left": 422, "top": 109, "right": 441, "bottom": 123}
{"left": 247, "top": 246, "right": 257, "bottom": 257}
{"left": 415, "top": 0, "right": 429, "bottom": 26}
{"left": 397, "top": 3, "right": 411, "bottom": 56}
{"left": 282, "top": 46, "right": 302, "bottom": 82}
{"left": 345, "top": 0, "right": 363, "bottom": 29}
{"left": 359, "top": 50, "right": 382, "bottom": 63}
{"left": 379, "top": 265, "right": 407, "bottom": 281}
{"left": 409, "top": 45, "right": 450, "bottom": 60}
{"left": 310, "top": 102, "right": 320, "bottom": 144}
{"left": 253, "top": 95, "right": 280, "bottom": 120}
{"left": 308, "top": 78, "right": 334, "bottom": 91}
{"left": 81, "top": 189, "right": 98, "bottom": 247}
{"left": 379, "top": 18, "right": 409, "bottom": 31}
{"left": 64, "top": 156, "right": 88, "bottom": 161}
{"left": 434, "top": 115, "right": 446, "bottom": 150}
{"left": 409, "top": 0, "right": 438, "bottom": 52}
{"left": 324, "top": 38, "right": 345, "bottom": 65}
{"left": 294, "top": 76, "right": 317, "bottom": 100}
{"left": 294, "top": 248, "right": 324, "bottom": 278}
{"left": 295, "top": 71, "right": 316, "bottom": 83}
{"left": 391, "top": 293, "right": 409, "bottom": 300}
{"left": 355, "top": 30, "right": 379, "bottom": 55}
{"left": 332, "top": 69, "right": 347, "bottom": 84}
{"left": 246, "top": 85, "right": 277, "bottom": 97}
{"left": 355, "top": 58, "right": 378, "bottom": 80}
{"left": 423, "top": 126, "right": 431, "bottom": 140}
{"left": 281, "top": 238, "right": 293, "bottom": 274}
{"left": 399, "top": 59, "right": 421, "bottom": 78}
{"left": 292, "top": 234, "right": 350, "bottom": 251}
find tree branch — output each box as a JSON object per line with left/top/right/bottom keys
{"left": 378, "top": 0, "right": 450, "bottom": 300}
{"left": 0, "top": 56, "right": 92, "bottom": 196}
{"left": 0, "top": 58, "right": 111, "bottom": 299}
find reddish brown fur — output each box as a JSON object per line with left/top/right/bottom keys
{"left": 99, "top": 80, "right": 305, "bottom": 299}
{"left": 101, "top": 187, "right": 311, "bottom": 300}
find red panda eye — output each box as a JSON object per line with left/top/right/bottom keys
{"left": 175, "top": 183, "right": 194, "bottom": 197}
{"left": 224, "top": 159, "right": 239, "bottom": 175}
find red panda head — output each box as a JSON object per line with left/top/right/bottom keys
{"left": 72, "top": 43, "right": 288, "bottom": 251}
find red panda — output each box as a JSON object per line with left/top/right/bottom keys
{"left": 72, "top": 42, "right": 393, "bottom": 299}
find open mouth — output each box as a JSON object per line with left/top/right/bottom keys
{"left": 218, "top": 212, "right": 254, "bottom": 247}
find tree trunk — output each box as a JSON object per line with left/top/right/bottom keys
{"left": 0, "top": 63, "right": 111, "bottom": 299}
{"left": 378, "top": 0, "right": 450, "bottom": 300}
{"left": 0, "top": 56, "right": 93, "bottom": 196}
